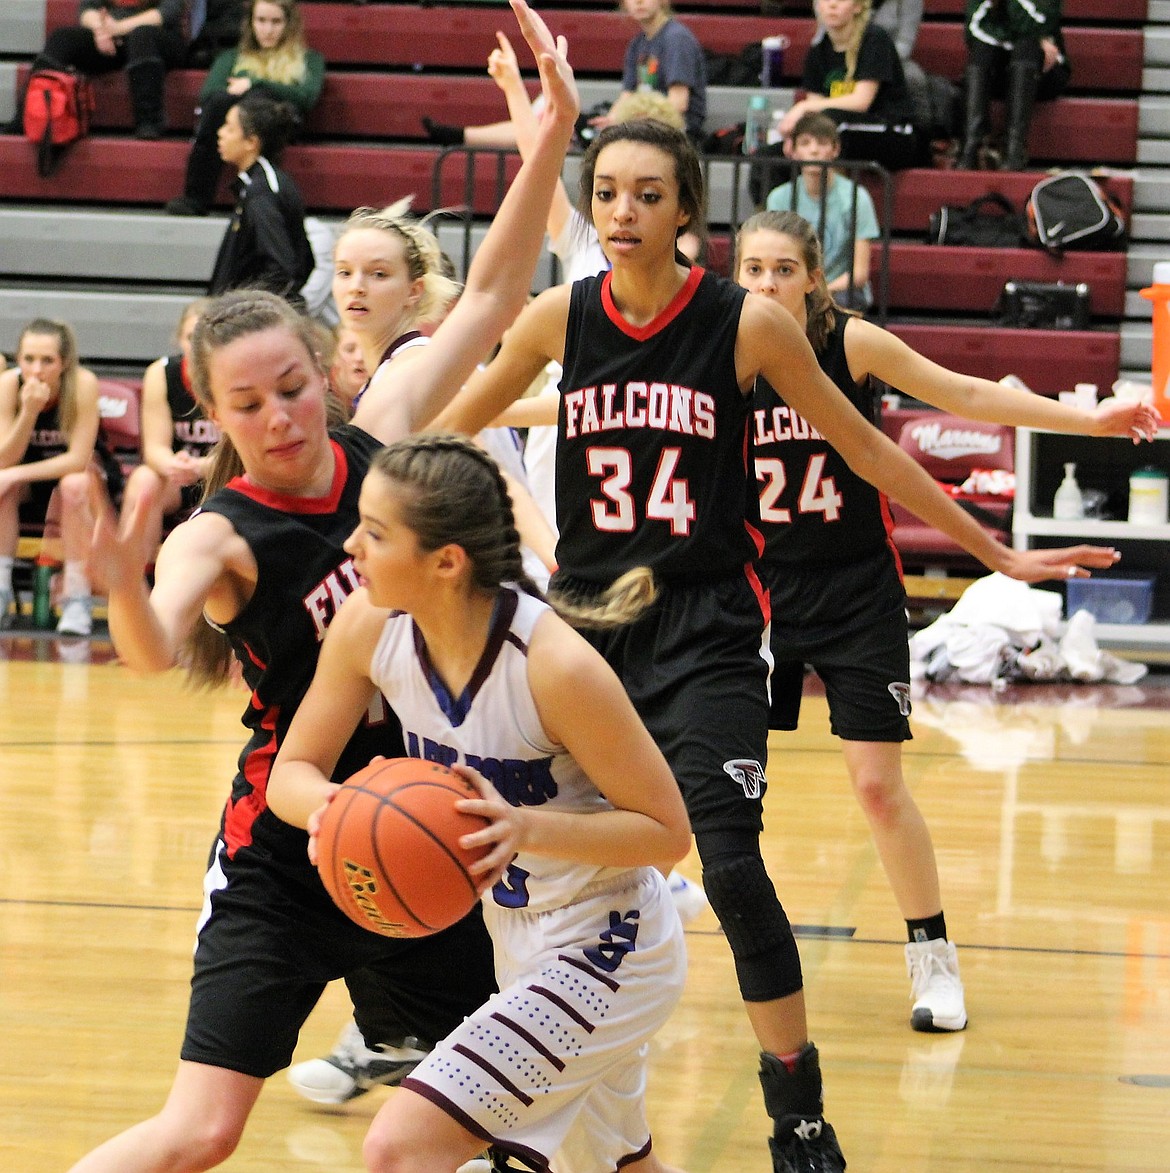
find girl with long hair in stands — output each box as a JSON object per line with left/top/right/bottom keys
{"left": 167, "top": 0, "right": 324, "bottom": 216}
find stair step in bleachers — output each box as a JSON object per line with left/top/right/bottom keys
{"left": 888, "top": 323, "right": 1121, "bottom": 394}
{"left": 5, "top": 61, "right": 1139, "bottom": 169}
{"left": 919, "top": 0, "right": 1145, "bottom": 18}
{"left": 874, "top": 244, "right": 1126, "bottom": 317}
{"left": 703, "top": 235, "right": 1126, "bottom": 318}
{"left": 879, "top": 171, "right": 1134, "bottom": 234}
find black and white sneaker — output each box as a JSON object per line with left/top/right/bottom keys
{"left": 286, "top": 1021, "right": 428, "bottom": 1104}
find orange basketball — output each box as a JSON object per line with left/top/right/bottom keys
{"left": 316, "top": 757, "right": 491, "bottom": 938}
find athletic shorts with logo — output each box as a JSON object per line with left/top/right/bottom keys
{"left": 765, "top": 546, "right": 912, "bottom": 742}
{"left": 555, "top": 571, "right": 773, "bottom": 838}
{"left": 401, "top": 869, "right": 686, "bottom": 1173}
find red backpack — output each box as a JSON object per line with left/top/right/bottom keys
{"left": 23, "top": 66, "right": 95, "bottom": 177}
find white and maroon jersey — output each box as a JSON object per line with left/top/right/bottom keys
{"left": 555, "top": 266, "right": 762, "bottom": 585}
{"left": 752, "top": 313, "right": 896, "bottom": 569}
{"left": 369, "top": 585, "right": 634, "bottom": 913}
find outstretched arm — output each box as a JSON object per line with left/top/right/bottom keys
{"left": 432, "top": 285, "right": 570, "bottom": 438}
{"left": 848, "top": 319, "right": 1160, "bottom": 442}
{"left": 740, "top": 296, "right": 1118, "bottom": 583}
{"left": 93, "top": 492, "right": 246, "bottom": 673}
{"left": 488, "top": 31, "right": 578, "bottom": 244}
{"left": 351, "top": 0, "right": 579, "bottom": 445}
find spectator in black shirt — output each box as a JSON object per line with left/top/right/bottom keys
{"left": 207, "top": 90, "right": 314, "bottom": 305}
{"left": 780, "top": 0, "right": 923, "bottom": 171}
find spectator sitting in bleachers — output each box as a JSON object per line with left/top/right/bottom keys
{"left": 185, "top": 0, "right": 245, "bottom": 69}
{"left": 118, "top": 299, "right": 219, "bottom": 559}
{"left": 602, "top": 0, "right": 707, "bottom": 142}
{"left": 0, "top": 319, "right": 109, "bottom": 636}
{"left": 30, "top": 0, "right": 186, "bottom": 139}
{"left": 166, "top": 0, "right": 324, "bottom": 216}
{"left": 425, "top": 0, "right": 706, "bottom": 148}
{"left": 816, "top": 0, "right": 924, "bottom": 88}
{"left": 206, "top": 90, "right": 315, "bottom": 304}
{"left": 956, "top": 0, "right": 1068, "bottom": 171}
{"left": 780, "top": 0, "right": 924, "bottom": 171}
{"left": 765, "top": 111, "right": 878, "bottom": 310}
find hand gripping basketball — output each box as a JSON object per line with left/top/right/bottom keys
{"left": 315, "top": 758, "right": 492, "bottom": 937}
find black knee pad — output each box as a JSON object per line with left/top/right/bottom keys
{"left": 703, "top": 855, "right": 804, "bottom": 1002}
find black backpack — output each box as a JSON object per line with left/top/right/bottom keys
{"left": 926, "top": 191, "right": 1026, "bottom": 248}
{"left": 1026, "top": 172, "right": 1127, "bottom": 254}
{"left": 703, "top": 43, "right": 764, "bottom": 87}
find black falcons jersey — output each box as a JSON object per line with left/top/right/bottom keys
{"left": 162, "top": 353, "right": 220, "bottom": 457}
{"left": 751, "top": 313, "right": 897, "bottom": 568}
{"left": 556, "top": 266, "right": 761, "bottom": 585}
{"left": 21, "top": 400, "right": 67, "bottom": 463}
{"left": 199, "top": 424, "right": 405, "bottom": 865}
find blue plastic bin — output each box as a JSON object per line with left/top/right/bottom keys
{"left": 1066, "top": 574, "right": 1155, "bottom": 625}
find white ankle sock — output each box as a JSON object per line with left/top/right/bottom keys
{"left": 62, "top": 561, "right": 89, "bottom": 600}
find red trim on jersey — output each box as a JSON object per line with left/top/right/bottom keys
{"left": 740, "top": 418, "right": 765, "bottom": 560}
{"left": 180, "top": 353, "right": 193, "bottom": 393}
{"left": 224, "top": 698, "right": 279, "bottom": 858}
{"left": 878, "top": 491, "right": 905, "bottom": 582}
{"left": 225, "top": 439, "right": 348, "bottom": 515}
{"left": 600, "top": 265, "right": 704, "bottom": 341}
{"left": 744, "top": 559, "right": 771, "bottom": 625}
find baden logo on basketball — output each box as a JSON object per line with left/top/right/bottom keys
{"left": 315, "top": 758, "right": 492, "bottom": 938}
{"left": 341, "top": 858, "right": 410, "bottom": 937}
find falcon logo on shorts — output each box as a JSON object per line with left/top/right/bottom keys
{"left": 723, "top": 759, "right": 766, "bottom": 799}
{"left": 888, "top": 681, "right": 912, "bottom": 717}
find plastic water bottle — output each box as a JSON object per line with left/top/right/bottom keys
{"left": 1138, "top": 259, "right": 1170, "bottom": 420}
{"left": 33, "top": 562, "right": 55, "bottom": 629}
{"left": 744, "top": 94, "right": 770, "bottom": 156}
{"left": 1053, "top": 462, "right": 1085, "bottom": 521}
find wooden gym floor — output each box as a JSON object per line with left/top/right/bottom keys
{"left": 1, "top": 633, "right": 1168, "bottom": 1172}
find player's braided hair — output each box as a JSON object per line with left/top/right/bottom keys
{"left": 734, "top": 210, "right": 858, "bottom": 353}
{"left": 183, "top": 290, "right": 328, "bottom": 687}
{"left": 371, "top": 433, "right": 542, "bottom": 598}
{"left": 337, "top": 201, "right": 462, "bottom": 327}
{"left": 547, "top": 567, "right": 659, "bottom": 630}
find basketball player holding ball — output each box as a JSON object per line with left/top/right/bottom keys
{"left": 270, "top": 433, "right": 691, "bottom": 1173}
{"left": 66, "top": 7, "right": 578, "bottom": 1171}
